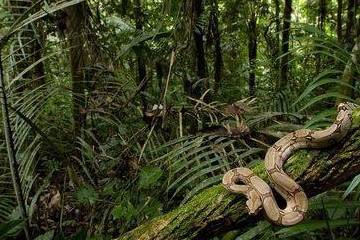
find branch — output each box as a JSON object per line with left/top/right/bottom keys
{"left": 116, "top": 114, "right": 360, "bottom": 240}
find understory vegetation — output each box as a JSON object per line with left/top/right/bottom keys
{"left": 0, "top": 0, "right": 360, "bottom": 239}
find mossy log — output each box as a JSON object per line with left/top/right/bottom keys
{"left": 116, "top": 111, "right": 360, "bottom": 240}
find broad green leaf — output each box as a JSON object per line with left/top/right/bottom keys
{"left": 112, "top": 201, "right": 137, "bottom": 222}
{"left": 139, "top": 166, "right": 163, "bottom": 189}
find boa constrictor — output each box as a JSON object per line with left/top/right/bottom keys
{"left": 222, "top": 103, "right": 356, "bottom": 226}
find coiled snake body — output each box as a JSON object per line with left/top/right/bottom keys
{"left": 222, "top": 103, "right": 355, "bottom": 226}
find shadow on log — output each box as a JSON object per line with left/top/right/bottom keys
{"left": 116, "top": 111, "right": 360, "bottom": 240}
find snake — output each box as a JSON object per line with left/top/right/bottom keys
{"left": 222, "top": 103, "right": 356, "bottom": 226}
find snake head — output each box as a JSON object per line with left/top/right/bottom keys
{"left": 246, "top": 189, "right": 262, "bottom": 215}
{"left": 338, "top": 102, "right": 358, "bottom": 112}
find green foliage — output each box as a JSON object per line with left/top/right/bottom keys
{"left": 34, "top": 230, "right": 55, "bottom": 240}
{"left": 0, "top": 220, "right": 24, "bottom": 239}
{"left": 138, "top": 166, "right": 163, "bottom": 189}
{"left": 0, "top": 0, "right": 359, "bottom": 239}
{"left": 75, "top": 185, "right": 99, "bottom": 206}
{"left": 112, "top": 201, "right": 137, "bottom": 222}
{"left": 343, "top": 174, "right": 360, "bottom": 199}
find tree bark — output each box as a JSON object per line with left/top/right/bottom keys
{"left": 316, "top": 0, "right": 327, "bottom": 74}
{"left": 318, "top": 0, "right": 326, "bottom": 32}
{"left": 345, "top": 0, "right": 355, "bottom": 48}
{"left": 133, "top": 0, "right": 148, "bottom": 113}
{"left": 65, "top": 3, "right": 88, "bottom": 160}
{"left": 279, "top": 0, "right": 292, "bottom": 90}
{"left": 263, "top": 0, "right": 280, "bottom": 90}
{"left": 193, "top": 0, "right": 208, "bottom": 99}
{"left": 182, "top": 0, "right": 208, "bottom": 100}
{"left": 210, "top": 0, "right": 223, "bottom": 97}
{"left": 275, "top": 0, "right": 281, "bottom": 65}
{"left": 337, "top": 0, "right": 343, "bottom": 42}
{"left": 116, "top": 113, "right": 360, "bottom": 240}
{"left": 120, "top": 0, "right": 129, "bottom": 16}
{"left": 247, "top": 11, "right": 257, "bottom": 97}
{"left": 337, "top": 37, "right": 360, "bottom": 103}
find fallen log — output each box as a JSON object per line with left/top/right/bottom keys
{"left": 116, "top": 110, "right": 360, "bottom": 240}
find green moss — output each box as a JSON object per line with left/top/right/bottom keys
{"left": 249, "top": 150, "right": 312, "bottom": 182}
{"left": 285, "top": 150, "right": 313, "bottom": 178}
{"left": 351, "top": 108, "right": 360, "bottom": 127}
{"left": 251, "top": 161, "right": 267, "bottom": 179}
{"left": 118, "top": 185, "right": 236, "bottom": 240}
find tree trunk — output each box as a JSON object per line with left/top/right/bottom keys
{"left": 65, "top": 3, "right": 88, "bottom": 160}
{"left": 193, "top": 0, "right": 208, "bottom": 100}
{"left": 264, "top": 0, "right": 281, "bottom": 91}
{"left": 275, "top": 0, "right": 281, "bottom": 63}
{"left": 121, "top": 0, "right": 129, "bottom": 16}
{"left": 116, "top": 118, "right": 360, "bottom": 240}
{"left": 210, "top": 0, "right": 223, "bottom": 97}
{"left": 316, "top": 0, "right": 327, "bottom": 74}
{"left": 337, "top": 0, "right": 343, "bottom": 41}
{"left": 345, "top": 0, "right": 355, "bottom": 48}
{"left": 182, "top": 0, "right": 208, "bottom": 100}
{"left": 318, "top": 0, "right": 326, "bottom": 32}
{"left": 156, "top": 61, "right": 164, "bottom": 94}
{"left": 337, "top": 37, "right": 360, "bottom": 103}
{"left": 279, "top": 0, "right": 292, "bottom": 90}
{"left": 133, "top": 0, "right": 148, "bottom": 115}
{"left": 248, "top": 11, "right": 257, "bottom": 97}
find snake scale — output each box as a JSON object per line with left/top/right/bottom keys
{"left": 222, "top": 103, "right": 356, "bottom": 226}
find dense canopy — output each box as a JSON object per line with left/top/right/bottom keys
{"left": 0, "top": 0, "right": 360, "bottom": 239}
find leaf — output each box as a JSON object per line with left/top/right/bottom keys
{"left": 235, "top": 221, "right": 271, "bottom": 240}
{"left": 275, "top": 219, "right": 360, "bottom": 238}
{"left": 112, "top": 201, "right": 137, "bottom": 222}
{"left": 34, "top": 230, "right": 55, "bottom": 240}
{"left": 139, "top": 166, "right": 163, "bottom": 189}
{"left": 142, "top": 199, "right": 162, "bottom": 218}
{"left": 181, "top": 175, "right": 222, "bottom": 204}
{"left": 120, "top": 31, "right": 171, "bottom": 55}
{"left": 71, "top": 229, "right": 87, "bottom": 240}
{"left": 0, "top": 220, "right": 24, "bottom": 238}
{"left": 343, "top": 174, "right": 360, "bottom": 199}
{"left": 310, "top": 197, "right": 360, "bottom": 210}
{"left": 75, "top": 185, "right": 99, "bottom": 205}
{"left": 303, "top": 109, "right": 335, "bottom": 129}
{"left": 298, "top": 92, "right": 354, "bottom": 112}
{"left": 293, "top": 78, "right": 357, "bottom": 107}
{"left": 5, "top": 0, "right": 86, "bottom": 42}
